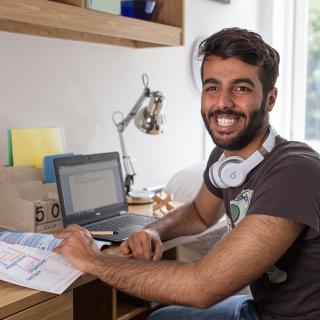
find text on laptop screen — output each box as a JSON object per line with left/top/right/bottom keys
{"left": 58, "top": 159, "right": 125, "bottom": 218}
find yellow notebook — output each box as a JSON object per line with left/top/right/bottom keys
{"left": 11, "top": 128, "right": 64, "bottom": 168}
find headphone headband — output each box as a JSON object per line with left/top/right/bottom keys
{"left": 262, "top": 126, "right": 277, "bottom": 153}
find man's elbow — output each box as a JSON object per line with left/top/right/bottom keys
{"left": 183, "top": 263, "right": 227, "bottom": 309}
{"left": 188, "top": 286, "right": 219, "bottom": 309}
{"left": 191, "top": 292, "right": 217, "bottom": 309}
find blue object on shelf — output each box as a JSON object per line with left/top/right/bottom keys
{"left": 43, "top": 153, "right": 74, "bottom": 183}
{"left": 121, "top": 0, "right": 156, "bottom": 20}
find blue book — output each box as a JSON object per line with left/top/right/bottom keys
{"left": 43, "top": 153, "right": 73, "bottom": 183}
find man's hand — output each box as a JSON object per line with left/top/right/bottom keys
{"left": 120, "top": 228, "right": 164, "bottom": 261}
{"left": 53, "top": 224, "right": 102, "bottom": 273}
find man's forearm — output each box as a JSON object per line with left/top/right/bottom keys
{"left": 144, "top": 184, "right": 225, "bottom": 241}
{"left": 145, "top": 202, "right": 209, "bottom": 241}
{"left": 89, "top": 253, "right": 203, "bottom": 306}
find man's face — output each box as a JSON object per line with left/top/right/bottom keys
{"left": 201, "top": 56, "right": 271, "bottom": 151}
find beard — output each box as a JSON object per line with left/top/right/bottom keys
{"left": 202, "top": 98, "right": 268, "bottom": 151}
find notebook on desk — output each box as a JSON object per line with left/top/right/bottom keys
{"left": 54, "top": 152, "right": 157, "bottom": 242}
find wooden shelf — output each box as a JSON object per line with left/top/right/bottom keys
{"left": 0, "top": 0, "right": 184, "bottom": 48}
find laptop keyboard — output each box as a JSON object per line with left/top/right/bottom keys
{"left": 87, "top": 214, "right": 157, "bottom": 232}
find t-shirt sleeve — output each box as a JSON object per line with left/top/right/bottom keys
{"left": 203, "top": 147, "right": 223, "bottom": 199}
{"left": 247, "top": 155, "right": 320, "bottom": 239}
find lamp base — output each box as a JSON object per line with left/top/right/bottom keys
{"left": 127, "top": 190, "right": 155, "bottom": 205}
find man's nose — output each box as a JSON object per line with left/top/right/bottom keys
{"left": 215, "top": 90, "right": 235, "bottom": 109}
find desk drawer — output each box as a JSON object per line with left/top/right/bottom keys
{"left": 4, "top": 291, "right": 73, "bottom": 320}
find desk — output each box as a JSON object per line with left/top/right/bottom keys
{"left": 0, "top": 204, "right": 164, "bottom": 320}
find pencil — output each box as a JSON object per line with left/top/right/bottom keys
{"left": 90, "top": 231, "right": 118, "bottom": 236}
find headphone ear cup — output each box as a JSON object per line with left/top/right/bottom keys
{"left": 209, "top": 160, "right": 229, "bottom": 189}
{"left": 208, "top": 126, "right": 277, "bottom": 189}
{"left": 219, "top": 157, "right": 246, "bottom": 187}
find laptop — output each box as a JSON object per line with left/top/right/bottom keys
{"left": 54, "top": 152, "right": 157, "bottom": 242}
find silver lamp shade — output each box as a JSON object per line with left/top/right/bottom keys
{"left": 134, "top": 91, "right": 166, "bottom": 135}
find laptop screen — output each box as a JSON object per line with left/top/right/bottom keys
{"left": 54, "top": 152, "right": 127, "bottom": 226}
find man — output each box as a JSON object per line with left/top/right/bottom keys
{"left": 54, "top": 28, "right": 320, "bottom": 319}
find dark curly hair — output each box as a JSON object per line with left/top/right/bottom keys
{"left": 198, "top": 27, "right": 280, "bottom": 96}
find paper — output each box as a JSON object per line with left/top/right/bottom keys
{"left": 0, "top": 231, "right": 111, "bottom": 294}
{"left": 0, "top": 242, "right": 81, "bottom": 294}
{"left": 0, "top": 231, "right": 63, "bottom": 250}
{"left": 10, "top": 128, "right": 64, "bottom": 168}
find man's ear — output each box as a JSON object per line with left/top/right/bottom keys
{"left": 266, "top": 87, "right": 278, "bottom": 112}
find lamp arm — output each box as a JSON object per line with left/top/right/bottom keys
{"left": 115, "top": 128, "right": 136, "bottom": 194}
{"left": 113, "top": 87, "right": 150, "bottom": 194}
{"left": 116, "top": 87, "right": 150, "bottom": 133}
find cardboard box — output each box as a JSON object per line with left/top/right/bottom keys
{"left": 0, "top": 180, "right": 62, "bottom": 233}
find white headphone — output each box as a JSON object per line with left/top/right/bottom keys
{"left": 209, "top": 126, "right": 278, "bottom": 189}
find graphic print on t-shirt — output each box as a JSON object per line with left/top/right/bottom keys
{"left": 229, "top": 189, "right": 287, "bottom": 284}
{"left": 266, "top": 265, "right": 287, "bottom": 283}
{"left": 229, "top": 189, "right": 253, "bottom": 225}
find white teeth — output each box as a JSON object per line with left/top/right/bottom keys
{"left": 217, "top": 118, "right": 236, "bottom": 126}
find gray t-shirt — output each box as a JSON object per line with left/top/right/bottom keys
{"left": 204, "top": 136, "right": 320, "bottom": 319}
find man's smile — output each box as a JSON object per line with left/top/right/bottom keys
{"left": 208, "top": 110, "right": 246, "bottom": 134}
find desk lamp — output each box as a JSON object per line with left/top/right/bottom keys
{"left": 112, "top": 73, "right": 166, "bottom": 203}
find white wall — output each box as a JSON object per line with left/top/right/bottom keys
{"left": 0, "top": 0, "right": 264, "bottom": 190}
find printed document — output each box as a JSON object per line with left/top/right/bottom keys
{"left": 0, "top": 231, "right": 110, "bottom": 294}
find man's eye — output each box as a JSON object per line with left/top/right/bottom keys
{"left": 234, "top": 86, "right": 251, "bottom": 94}
{"left": 204, "top": 86, "right": 218, "bottom": 92}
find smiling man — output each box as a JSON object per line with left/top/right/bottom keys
{"left": 54, "top": 28, "right": 320, "bottom": 320}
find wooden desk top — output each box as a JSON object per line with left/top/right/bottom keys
{"left": 0, "top": 204, "right": 155, "bottom": 319}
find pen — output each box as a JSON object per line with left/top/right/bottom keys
{"left": 90, "top": 231, "right": 118, "bottom": 236}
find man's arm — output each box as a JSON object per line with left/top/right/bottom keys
{"left": 54, "top": 213, "right": 304, "bottom": 308}
{"left": 120, "top": 183, "right": 225, "bottom": 260}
